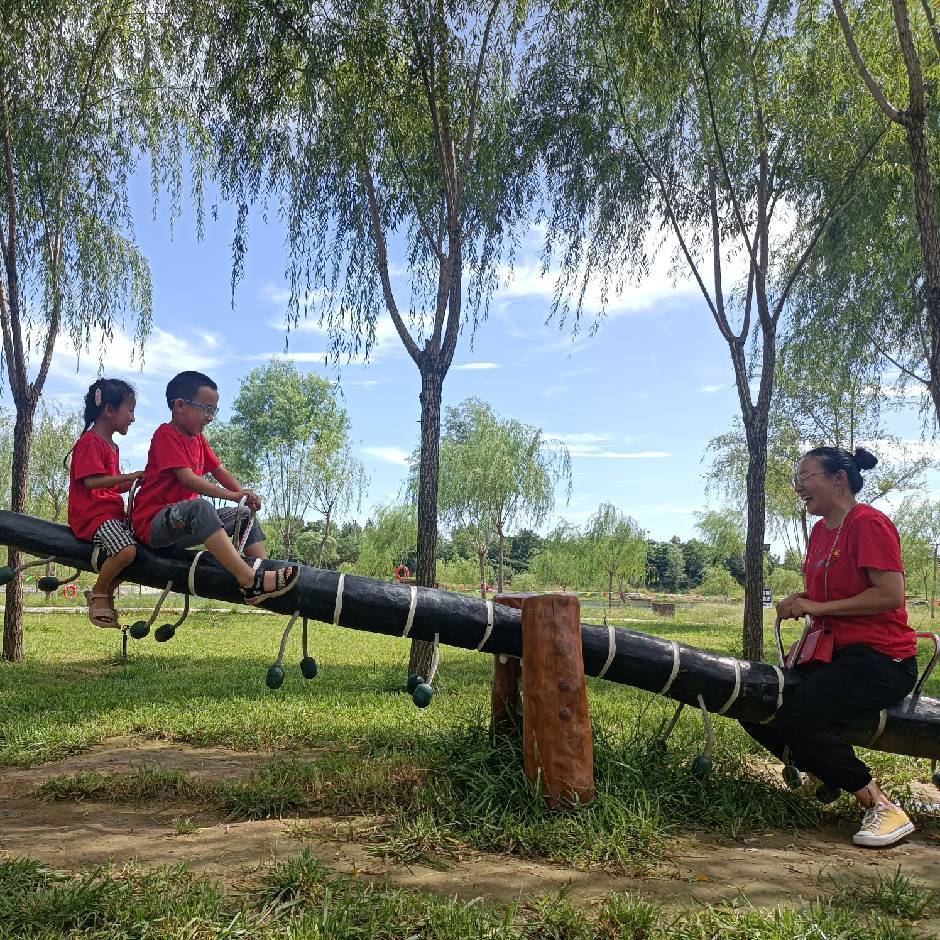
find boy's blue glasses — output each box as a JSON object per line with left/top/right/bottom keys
{"left": 180, "top": 399, "right": 218, "bottom": 417}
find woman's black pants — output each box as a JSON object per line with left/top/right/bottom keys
{"left": 739, "top": 644, "right": 917, "bottom": 794}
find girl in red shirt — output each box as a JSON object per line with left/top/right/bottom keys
{"left": 67, "top": 379, "right": 144, "bottom": 628}
{"left": 742, "top": 446, "right": 918, "bottom": 849}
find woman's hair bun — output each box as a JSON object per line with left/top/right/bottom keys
{"left": 853, "top": 447, "right": 878, "bottom": 471}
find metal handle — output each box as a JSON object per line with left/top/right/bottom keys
{"left": 127, "top": 479, "right": 140, "bottom": 519}
{"left": 913, "top": 632, "right": 940, "bottom": 698}
{"left": 774, "top": 616, "right": 786, "bottom": 667}
{"left": 775, "top": 614, "right": 813, "bottom": 669}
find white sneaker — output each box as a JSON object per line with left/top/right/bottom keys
{"left": 852, "top": 803, "right": 915, "bottom": 848}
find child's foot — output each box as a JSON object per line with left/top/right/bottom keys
{"left": 84, "top": 590, "right": 119, "bottom": 629}
{"left": 240, "top": 560, "right": 301, "bottom": 605}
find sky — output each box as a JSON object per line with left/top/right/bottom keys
{"left": 12, "top": 171, "right": 938, "bottom": 550}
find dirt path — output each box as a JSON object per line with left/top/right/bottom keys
{"left": 2, "top": 739, "right": 938, "bottom": 907}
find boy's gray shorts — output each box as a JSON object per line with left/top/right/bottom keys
{"left": 149, "top": 500, "right": 265, "bottom": 551}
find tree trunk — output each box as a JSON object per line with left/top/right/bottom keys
{"left": 903, "top": 118, "right": 940, "bottom": 424}
{"left": 478, "top": 549, "right": 487, "bottom": 599}
{"left": 3, "top": 406, "right": 35, "bottom": 661}
{"left": 316, "top": 508, "right": 333, "bottom": 568}
{"left": 497, "top": 525, "right": 505, "bottom": 593}
{"left": 742, "top": 423, "right": 768, "bottom": 662}
{"left": 608, "top": 571, "right": 613, "bottom": 609}
{"left": 408, "top": 363, "right": 443, "bottom": 678}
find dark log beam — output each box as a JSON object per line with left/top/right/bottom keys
{"left": 1, "top": 510, "right": 938, "bottom": 759}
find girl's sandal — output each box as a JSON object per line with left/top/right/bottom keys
{"left": 240, "top": 560, "right": 301, "bottom": 606}
{"left": 84, "top": 590, "right": 119, "bottom": 629}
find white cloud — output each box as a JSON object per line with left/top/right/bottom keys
{"left": 345, "top": 379, "right": 380, "bottom": 387}
{"left": 633, "top": 503, "right": 702, "bottom": 515}
{"left": 455, "top": 361, "right": 499, "bottom": 371}
{"left": 496, "top": 224, "right": 754, "bottom": 320}
{"left": 361, "top": 445, "right": 411, "bottom": 465}
{"left": 700, "top": 384, "right": 723, "bottom": 394}
{"left": 864, "top": 438, "right": 940, "bottom": 465}
{"left": 540, "top": 384, "right": 568, "bottom": 398}
{"left": 194, "top": 330, "right": 221, "bottom": 349}
{"left": 550, "top": 432, "right": 620, "bottom": 445}
{"left": 244, "top": 351, "right": 329, "bottom": 364}
{"left": 51, "top": 324, "right": 223, "bottom": 387}
{"left": 547, "top": 431, "right": 670, "bottom": 460}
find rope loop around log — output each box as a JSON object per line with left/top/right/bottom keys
{"left": 187, "top": 550, "right": 205, "bottom": 598}
{"left": 402, "top": 585, "right": 418, "bottom": 637}
{"left": 475, "top": 601, "right": 494, "bottom": 651}
{"left": 759, "top": 665, "right": 785, "bottom": 724}
{"left": 716, "top": 658, "right": 742, "bottom": 716}
{"left": 596, "top": 624, "right": 616, "bottom": 679}
{"left": 332, "top": 573, "right": 345, "bottom": 625}
{"left": 659, "top": 641, "right": 681, "bottom": 695}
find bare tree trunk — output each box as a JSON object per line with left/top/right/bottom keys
{"left": 3, "top": 406, "right": 34, "bottom": 661}
{"left": 904, "top": 119, "right": 940, "bottom": 420}
{"left": 742, "top": 420, "right": 768, "bottom": 662}
{"left": 316, "top": 508, "right": 333, "bottom": 568}
{"left": 608, "top": 571, "right": 613, "bottom": 609}
{"left": 408, "top": 363, "right": 443, "bottom": 678}
{"left": 496, "top": 525, "right": 505, "bottom": 593}
{"left": 478, "top": 550, "right": 486, "bottom": 599}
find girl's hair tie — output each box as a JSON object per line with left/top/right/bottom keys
{"left": 94, "top": 388, "right": 102, "bottom": 407}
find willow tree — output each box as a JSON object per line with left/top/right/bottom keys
{"left": 809, "top": 1, "right": 940, "bottom": 426}
{"left": 431, "top": 398, "right": 570, "bottom": 597}
{"left": 0, "top": 2, "right": 179, "bottom": 660}
{"left": 706, "top": 324, "right": 929, "bottom": 556}
{"left": 222, "top": 359, "right": 351, "bottom": 562}
{"left": 188, "top": 0, "right": 536, "bottom": 676}
{"left": 586, "top": 502, "right": 646, "bottom": 608}
{"left": 530, "top": 0, "right": 881, "bottom": 658}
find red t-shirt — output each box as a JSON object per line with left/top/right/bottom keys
{"left": 131, "top": 423, "right": 221, "bottom": 545}
{"left": 68, "top": 431, "right": 127, "bottom": 541}
{"left": 804, "top": 503, "right": 916, "bottom": 659}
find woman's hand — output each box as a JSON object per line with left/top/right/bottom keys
{"left": 776, "top": 592, "right": 809, "bottom": 620}
{"left": 790, "top": 595, "right": 825, "bottom": 618}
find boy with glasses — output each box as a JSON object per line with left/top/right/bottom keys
{"left": 131, "top": 370, "right": 300, "bottom": 604}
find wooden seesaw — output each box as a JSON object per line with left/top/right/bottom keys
{"left": 2, "top": 508, "right": 939, "bottom": 806}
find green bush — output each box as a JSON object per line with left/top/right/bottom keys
{"left": 438, "top": 556, "right": 491, "bottom": 591}
{"left": 697, "top": 565, "right": 744, "bottom": 599}
{"left": 769, "top": 567, "right": 802, "bottom": 597}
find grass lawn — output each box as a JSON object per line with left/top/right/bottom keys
{"left": 2, "top": 598, "right": 938, "bottom": 937}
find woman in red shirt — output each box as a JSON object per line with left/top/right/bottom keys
{"left": 742, "top": 446, "right": 918, "bottom": 848}
{"left": 67, "top": 379, "right": 144, "bottom": 628}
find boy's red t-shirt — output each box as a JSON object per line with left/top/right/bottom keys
{"left": 803, "top": 503, "right": 916, "bottom": 659}
{"left": 131, "top": 423, "right": 221, "bottom": 545}
{"left": 68, "top": 431, "right": 126, "bottom": 541}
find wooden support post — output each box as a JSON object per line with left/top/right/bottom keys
{"left": 521, "top": 593, "right": 594, "bottom": 806}
{"left": 491, "top": 593, "right": 528, "bottom": 738}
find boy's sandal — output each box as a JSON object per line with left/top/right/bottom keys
{"left": 84, "top": 590, "right": 119, "bottom": 629}
{"left": 240, "top": 559, "right": 301, "bottom": 606}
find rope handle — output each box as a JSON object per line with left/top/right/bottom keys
{"left": 232, "top": 495, "right": 255, "bottom": 555}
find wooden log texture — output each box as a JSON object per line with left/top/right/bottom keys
{"left": 1, "top": 510, "right": 939, "bottom": 760}
{"left": 490, "top": 593, "right": 526, "bottom": 737}
{"left": 522, "top": 594, "right": 594, "bottom": 805}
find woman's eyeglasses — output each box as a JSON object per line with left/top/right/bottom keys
{"left": 792, "top": 470, "right": 826, "bottom": 487}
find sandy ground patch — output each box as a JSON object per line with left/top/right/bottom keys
{"left": 2, "top": 739, "right": 939, "bottom": 908}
